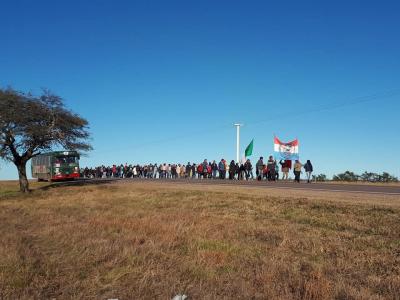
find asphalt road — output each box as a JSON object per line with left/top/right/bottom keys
{"left": 86, "top": 178, "right": 400, "bottom": 195}
{"left": 167, "top": 179, "right": 400, "bottom": 195}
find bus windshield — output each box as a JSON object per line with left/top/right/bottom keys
{"left": 55, "top": 156, "right": 78, "bottom": 164}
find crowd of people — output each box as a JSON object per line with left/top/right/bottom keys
{"left": 81, "top": 157, "right": 314, "bottom": 183}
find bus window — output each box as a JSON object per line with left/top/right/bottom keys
{"left": 55, "top": 156, "right": 78, "bottom": 164}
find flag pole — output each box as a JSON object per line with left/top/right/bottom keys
{"left": 234, "top": 123, "right": 242, "bottom": 163}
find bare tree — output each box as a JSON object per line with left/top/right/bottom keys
{"left": 0, "top": 87, "right": 92, "bottom": 192}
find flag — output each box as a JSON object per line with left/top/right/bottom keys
{"left": 244, "top": 139, "right": 254, "bottom": 157}
{"left": 273, "top": 136, "right": 299, "bottom": 160}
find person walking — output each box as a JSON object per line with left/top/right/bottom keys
{"left": 197, "top": 163, "right": 203, "bottom": 179}
{"left": 133, "top": 165, "right": 138, "bottom": 177}
{"left": 143, "top": 165, "right": 148, "bottom": 178}
{"left": 180, "top": 164, "right": 186, "bottom": 178}
{"left": 279, "top": 160, "right": 291, "bottom": 180}
{"left": 229, "top": 160, "right": 236, "bottom": 180}
{"left": 218, "top": 159, "right": 226, "bottom": 179}
{"left": 256, "top": 157, "right": 264, "bottom": 181}
{"left": 158, "top": 164, "right": 162, "bottom": 178}
{"left": 275, "top": 163, "right": 279, "bottom": 180}
{"left": 267, "top": 156, "right": 276, "bottom": 181}
{"left": 293, "top": 160, "right": 303, "bottom": 183}
{"left": 211, "top": 160, "right": 218, "bottom": 179}
{"left": 152, "top": 163, "right": 158, "bottom": 178}
{"left": 304, "top": 160, "right": 313, "bottom": 183}
{"left": 112, "top": 164, "right": 117, "bottom": 178}
{"left": 167, "top": 164, "right": 172, "bottom": 179}
{"left": 239, "top": 163, "right": 246, "bottom": 180}
{"left": 235, "top": 162, "right": 240, "bottom": 180}
{"left": 192, "top": 164, "right": 197, "bottom": 179}
{"left": 186, "top": 162, "right": 191, "bottom": 178}
{"left": 207, "top": 163, "right": 212, "bottom": 179}
{"left": 161, "top": 163, "right": 167, "bottom": 178}
{"left": 202, "top": 159, "right": 208, "bottom": 179}
{"left": 244, "top": 159, "right": 253, "bottom": 180}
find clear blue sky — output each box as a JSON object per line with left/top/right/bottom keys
{"left": 1, "top": 0, "right": 399, "bottom": 179}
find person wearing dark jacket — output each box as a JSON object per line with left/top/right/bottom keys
{"left": 304, "top": 160, "right": 313, "bottom": 183}
{"left": 267, "top": 156, "right": 276, "bottom": 181}
{"left": 239, "top": 163, "right": 246, "bottom": 180}
{"left": 211, "top": 160, "right": 218, "bottom": 179}
{"left": 235, "top": 163, "right": 240, "bottom": 179}
{"left": 244, "top": 159, "right": 253, "bottom": 180}
{"left": 256, "top": 157, "right": 264, "bottom": 181}
{"left": 186, "top": 162, "right": 191, "bottom": 178}
{"left": 192, "top": 164, "right": 196, "bottom": 179}
{"left": 218, "top": 159, "right": 226, "bottom": 179}
{"left": 279, "top": 160, "right": 291, "bottom": 180}
{"left": 229, "top": 160, "right": 236, "bottom": 180}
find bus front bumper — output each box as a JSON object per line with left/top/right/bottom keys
{"left": 51, "top": 173, "right": 80, "bottom": 180}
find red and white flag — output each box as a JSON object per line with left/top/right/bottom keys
{"left": 274, "top": 136, "right": 299, "bottom": 160}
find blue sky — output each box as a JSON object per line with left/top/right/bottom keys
{"left": 1, "top": 0, "right": 399, "bottom": 179}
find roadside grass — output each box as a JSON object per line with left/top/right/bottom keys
{"left": 0, "top": 180, "right": 49, "bottom": 199}
{"left": 0, "top": 181, "right": 399, "bottom": 299}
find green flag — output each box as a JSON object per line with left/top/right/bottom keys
{"left": 245, "top": 139, "right": 254, "bottom": 157}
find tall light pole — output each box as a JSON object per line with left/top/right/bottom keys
{"left": 234, "top": 123, "right": 243, "bottom": 163}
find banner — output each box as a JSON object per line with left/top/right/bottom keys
{"left": 274, "top": 136, "right": 299, "bottom": 160}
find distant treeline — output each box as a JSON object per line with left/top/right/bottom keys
{"left": 312, "top": 171, "right": 399, "bottom": 182}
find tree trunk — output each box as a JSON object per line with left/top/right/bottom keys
{"left": 16, "top": 161, "right": 30, "bottom": 193}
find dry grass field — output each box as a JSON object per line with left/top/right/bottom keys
{"left": 0, "top": 180, "right": 399, "bottom": 299}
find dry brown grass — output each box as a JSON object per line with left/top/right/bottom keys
{"left": 0, "top": 180, "right": 399, "bottom": 299}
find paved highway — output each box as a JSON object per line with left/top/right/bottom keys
{"left": 115, "top": 178, "right": 400, "bottom": 195}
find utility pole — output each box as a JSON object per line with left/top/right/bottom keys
{"left": 234, "top": 123, "right": 243, "bottom": 163}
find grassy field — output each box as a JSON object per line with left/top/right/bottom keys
{"left": 0, "top": 180, "right": 399, "bottom": 299}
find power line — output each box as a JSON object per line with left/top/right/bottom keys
{"left": 244, "top": 88, "right": 400, "bottom": 128}
{"left": 91, "top": 88, "right": 400, "bottom": 155}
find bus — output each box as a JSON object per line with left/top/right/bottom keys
{"left": 31, "top": 151, "right": 80, "bottom": 181}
